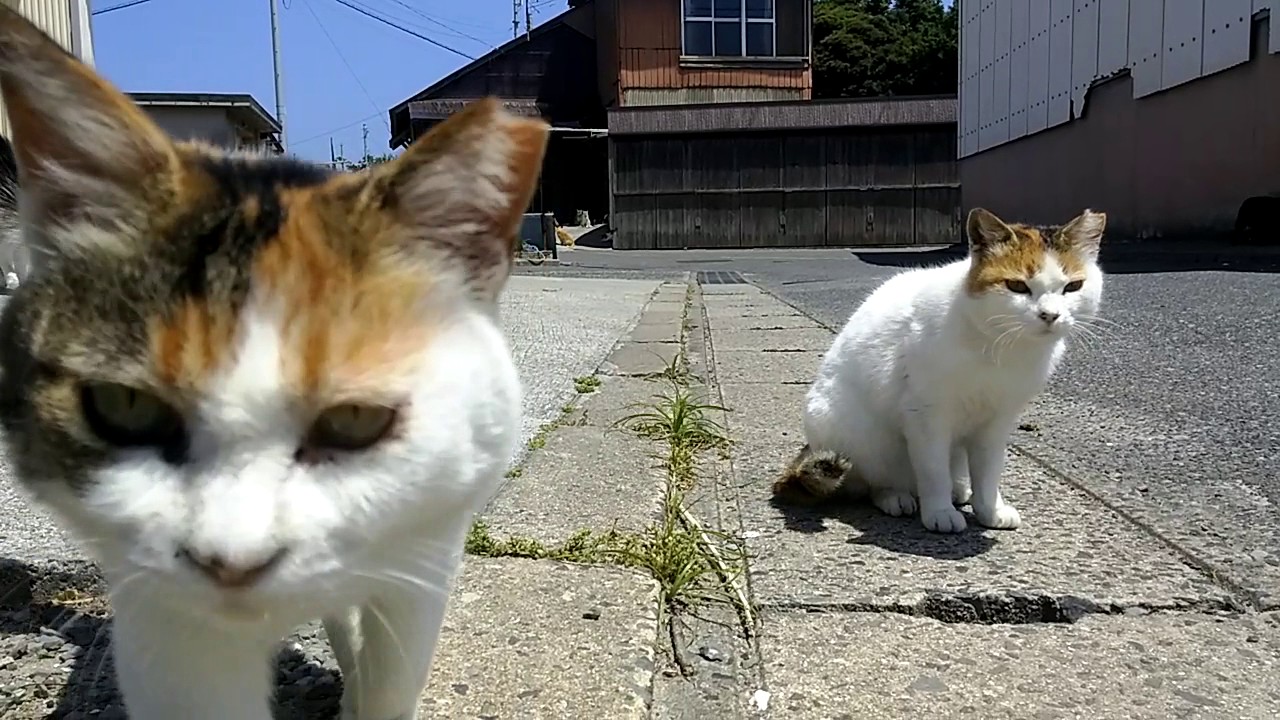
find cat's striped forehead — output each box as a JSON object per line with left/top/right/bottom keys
{"left": 144, "top": 149, "right": 440, "bottom": 402}
{"left": 964, "top": 208, "right": 1106, "bottom": 294}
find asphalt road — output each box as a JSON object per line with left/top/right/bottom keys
{"left": 548, "top": 243, "right": 1280, "bottom": 607}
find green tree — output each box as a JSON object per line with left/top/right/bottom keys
{"left": 335, "top": 152, "right": 397, "bottom": 172}
{"left": 813, "top": 0, "right": 957, "bottom": 99}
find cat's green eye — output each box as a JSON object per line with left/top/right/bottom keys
{"left": 1004, "top": 279, "right": 1032, "bottom": 294}
{"left": 1064, "top": 279, "right": 1084, "bottom": 293}
{"left": 80, "top": 382, "right": 185, "bottom": 451}
{"left": 306, "top": 403, "right": 397, "bottom": 452}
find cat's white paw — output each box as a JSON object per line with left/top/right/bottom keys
{"left": 920, "top": 504, "right": 967, "bottom": 533}
{"left": 975, "top": 502, "right": 1022, "bottom": 530}
{"left": 951, "top": 481, "right": 972, "bottom": 506}
{"left": 872, "top": 491, "right": 917, "bottom": 517}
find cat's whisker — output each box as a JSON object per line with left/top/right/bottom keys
{"left": 1074, "top": 321, "right": 1120, "bottom": 342}
{"left": 988, "top": 325, "right": 1022, "bottom": 365}
{"left": 1076, "top": 314, "right": 1121, "bottom": 328}
{"left": 365, "top": 601, "right": 409, "bottom": 664}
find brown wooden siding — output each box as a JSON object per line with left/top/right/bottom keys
{"left": 611, "top": 124, "right": 960, "bottom": 249}
{"left": 612, "top": 0, "right": 812, "bottom": 99}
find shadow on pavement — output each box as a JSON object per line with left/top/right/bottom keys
{"left": 767, "top": 496, "right": 998, "bottom": 560}
{"left": 0, "top": 558, "right": 343, "bottom": 719}
{"left": 852, "top": 240, "right": 1280, "bottom": 274}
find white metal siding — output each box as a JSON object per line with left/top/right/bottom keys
{"left": 1069, "top": 0, "right": 1099, "bottom": 116}
{"left": 957, "top": 0, "right": 1280, "bottom": 158}
{"left": 0, "top": 0, "right": 93, "bottom": 138}
{"left": 1008, "top": 0, "right": 1030, "bottom": 141}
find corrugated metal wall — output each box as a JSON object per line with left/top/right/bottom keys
{"left": 958, "top": 0, "right": 1280, "bottom": 159}
{"left": 0, "top": 0, "right": 93, "bottom": 137}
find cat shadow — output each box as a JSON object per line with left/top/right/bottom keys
{"left": 767, "top": 496, "right": 998, "bottom": 561}
{"left": 0, "top": 558, "right": 344, "bottom": 719}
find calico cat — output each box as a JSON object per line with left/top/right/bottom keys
{"left": 775, "top": 207, "right": 1107, "bottom": 533}
{"left": 0, "top": 8, "right": 548, "bottom": 720}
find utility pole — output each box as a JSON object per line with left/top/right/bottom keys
{"left": 512, "top": 0, "right": 520, "bottom": 38}
{"left": 329, "top": 137, "right": 336, "bottom": 168}
{"left": 524, "top": 0, "right": 532, "bottom": 37}
{"left": 361, "top": 124, "right": 369, "bottom": 164}
{"left": 269, "top": 0, "right": 288, "bottom": 153}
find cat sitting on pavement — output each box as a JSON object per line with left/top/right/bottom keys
{"left": 0, "top": 7, "right": 548, "bottom": 719}
{"left": 774, "top": 206, "right": 1108, "bottom": 534}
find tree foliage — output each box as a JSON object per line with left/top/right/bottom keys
{"left": 813, "top": 0, "right": 958, "bottom": 99}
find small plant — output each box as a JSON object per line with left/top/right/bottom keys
{"left": 616, "top": 380, "right": 730, "bottom": 490}
{"left": 574, "top": 375, "right": 602, "bottom": 394}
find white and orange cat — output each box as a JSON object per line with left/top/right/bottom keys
{"left": 0, "top": 8, "right": 547, "bottom": 720}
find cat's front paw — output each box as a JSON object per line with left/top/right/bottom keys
{"left": 975, "top": 502, "right": 1022, "bottom": 530}
{"left": 920, "top": 504, "right": 967, "bottom": 533}
{"left": 872, "top": 490, "right": 917, "bottom": 517}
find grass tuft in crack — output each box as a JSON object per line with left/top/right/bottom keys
{"left": 574, "top": 375, "right": 602, "bottom": 394}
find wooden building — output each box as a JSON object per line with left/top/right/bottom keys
{"left": 609, "top": 96, "right": 959, "bottom": 249}
{"left": 387, "top": 0, "right": 960, "bottom": 249}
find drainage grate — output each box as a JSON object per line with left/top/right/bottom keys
{"left": 697, "top": 270, "right": 747, "bottom": 285}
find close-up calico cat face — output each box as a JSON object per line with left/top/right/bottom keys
{"left": 0, "top": 12, "right": 548, "bottom": 622}
{"left": 963, "top": 206, "right": 1107, "bottom": 340}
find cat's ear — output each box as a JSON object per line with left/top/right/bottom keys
{"left": 362, "top": 98, "right": 549, "bottom": 299}
{"left": 0, "top": 6, "right": 180, "bottom": 262}
{"left": 965, "top": 207, "right": 1015, "bottom": 252}
{"left": 1058, "top": 208, "right": 1106, "bottom": 259}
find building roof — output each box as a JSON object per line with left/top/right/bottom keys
{"left": 608, "top": 95, "right": 958, "bottom": 135}
{"left": 407, "top": 98, "right": 543, "bottom": 121}
{"left": 128, "top": 92, "right": 282, "bottom": 135}
{"left": 386, "top": 2, "right": 592, "bottom": 147}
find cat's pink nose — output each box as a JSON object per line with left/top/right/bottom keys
{"left": 179, "top": 547, "right": 287, "bottom": 589}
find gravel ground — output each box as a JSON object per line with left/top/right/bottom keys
{"left": 0, "top": 275, "right": 663, "bottom": 718}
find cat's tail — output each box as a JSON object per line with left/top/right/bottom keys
{"left": 771, "top": 444, "right": 852, "bottom": 505}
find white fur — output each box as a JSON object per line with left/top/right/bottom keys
{"left": 37, "top": 287, "right": 522, "bottom": 720}
{"left": 803, "top": 251, "right": 1104, "bottom": 533}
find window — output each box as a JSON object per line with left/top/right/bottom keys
{"left": 683, "top": 0, "right": 776, "bottom": 58}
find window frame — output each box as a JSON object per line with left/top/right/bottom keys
{"left": 681, "top": 0, "right": 778, "bottom": 60}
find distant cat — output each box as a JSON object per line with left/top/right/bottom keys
{"left": 0, "top": 9, "right": 547, "bottom": 720}
{"left": 774, "top": 207, "right": 1107, "bottom": 533}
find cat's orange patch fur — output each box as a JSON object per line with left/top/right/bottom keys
{"left": 966, "top": 223, "right": 1087, "bottom": 294}
{"left": 257, "top": 187, "right": 437, "bottom": 402}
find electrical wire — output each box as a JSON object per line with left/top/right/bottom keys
{"left": 326, "top": 0, "right": 474, "bottom": 60}
{"left": 289, "top": 110, "right": 386, "bottom": 147}
{"left": 300, "top": 0, "right": 391, "bottom": 131}
{"left": 377, "top": 0, "right": 492, "bottom": 47}
{"left": 92, "top": 0, "right": 156, "bottom": 16}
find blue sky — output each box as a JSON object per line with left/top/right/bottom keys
{"left": 92, "top": 0, "right": 562, "bottom": 163}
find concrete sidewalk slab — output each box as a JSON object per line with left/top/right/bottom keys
{"left": 568, "top": 376, "right": 690, "bottom": 430}
{"left": 759, "top": 609, "right": 1280, "bottom": 720}
{"left": 735, "top": 443, "right": 1232, "bottom": 613}
{"left": 714, "top": 349, "right": 824, "bottom": 385}
{"left": 710, "top": 314, "right": 823, "bottom": 331}
{"left": 607, "top": 342, "right": 682, "bottom": 376}
{"left": 481, "top": 426, "right": 666, "bottom": 545}
{"left": 713, "top": 327, "right": 835, "bottom": 352}
{"left": 420, "top": 558, "right": 659, "bottom": 719}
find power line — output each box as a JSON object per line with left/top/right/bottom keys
{"left": 92, "top": 0, "right": 156, "bottom": 16}
{"left": 300, "top": 0, "right": 390, "bottom": 132}
{"left": 327, "top": 0, "right": 474, "bottom": 60}
{"left": 290, "top": 110, "right": 386, "bottom": 147}
{"left": 378, "top": 0, "right": 492, "bottom": 47}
